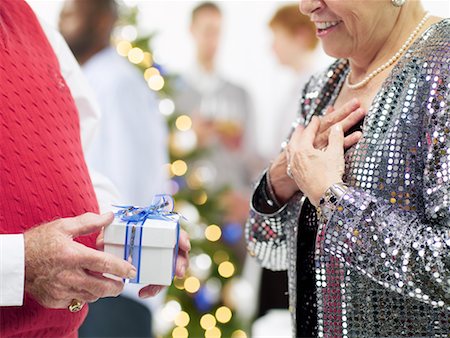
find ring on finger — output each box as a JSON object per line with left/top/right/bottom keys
{"left": 68, "top": 299, "right": 84, "bottom": 313}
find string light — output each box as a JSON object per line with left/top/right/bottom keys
{"left": 231, "top": 330, "right": 247, "bottom": 338}
{"left": 173, "top": 277, "right": 185, "bottom": 290}
{"left": 171, "top": 160, "right": 188, "bottom": 176}
{"left": 128, "top": 47, "right": 145, "bottom": 64}
{"left": 119, "top": 25, "right": 137, "bottom": 41}
{"left": 171, "top": 130, "right": 197, "bottom": 156}
{"left": 205, "top": 224, "right": 221, "bottom": 242}
{"left": 144, "top": 67, "right": 160, "bottom": 80}
{"left": 142, "top": 52, "right": 153, "bottom": 68}
{"left": 172, "top": 326, "right": 188, "bottom": 338}
{"left": 159, "top": 98, "right": 175, "bottom": 116}
{"left": 205, "top": 327, "right": 221, "bottom": 338}
{"left": 218, "top": 261, "right": 235, "bottom": 278}
{"left": 200, "top": 314, "right": 216, "bottom": 330}
{"left": 184, "top": 276, "right": 200, "bottom": 293}
{"left": 215, "top": 306, "right": 232, "bottom": 324}
{"left": 194, "top": 191, "right": 208, "bottom": 205}
{"left": 147, "top": 74, "right": 165, "bottom": 91}
{"left": 116, "top": 40, "right": 132, "bottom": 56}
{"left": 175, "top": 115, "right": 192, "bottom": 131}
{"left": 174, "top": 311, "right": 190, "bottom": 327}
{"left": 161, "top": 300, "right": 181, "bottom": 322}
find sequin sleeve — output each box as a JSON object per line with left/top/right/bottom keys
{"left": 321, "top": 87, "right": 450, "bottom": 307}
{"left": 246, "top": 179, "right": 304, "bottom": 270}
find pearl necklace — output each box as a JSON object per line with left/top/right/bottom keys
{"left": 346, "top": 12, "right": 431, "bottom": 90}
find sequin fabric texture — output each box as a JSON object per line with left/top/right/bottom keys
{"left": 246, "top": 19, "right": 450, "bottom": 337}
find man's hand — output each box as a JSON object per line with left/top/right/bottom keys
{"left": 24, "top": 212, "right": 136, "bottom": 309}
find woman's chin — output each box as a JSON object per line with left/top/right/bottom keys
{"left": 321, "top": 45, "right": 349, "bottom": 60}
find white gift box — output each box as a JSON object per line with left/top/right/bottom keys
{"left": 104, "top": 213, "right": 180, "bottom": 286}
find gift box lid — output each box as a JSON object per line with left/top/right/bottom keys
{"left": 104, "top": 216, "right": 179, "bottom": 248}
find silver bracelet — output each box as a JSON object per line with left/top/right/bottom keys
{"left": 317, "top": 182, "right": 349, "bottom": 222}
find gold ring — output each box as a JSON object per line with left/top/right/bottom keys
{"left": 68, "top": 299, "right": 84, "bottom": 313}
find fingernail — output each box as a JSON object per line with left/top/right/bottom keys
{"left": 128, "top": 268, "right": 137, "bottom": 279}
{"left": 352, "top": 98, "right": 359, "bottom": 105}
{"left": 187, "top": 241, "right": 191, "bottom": 251}
{"left": 334, "top": 124, "right": 342, "bottom": 131}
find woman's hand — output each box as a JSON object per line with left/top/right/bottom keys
{"left": 314, "top": 98, "right": 365, "bottom": 150}
{"left": 269, "top": 99, "right": 364, "bottom": 204}
{"left": 138, "top": 229, "right": 190, "bottom": 299}
{"left": 287, "top": 116, "right": 345, "bottom": 207}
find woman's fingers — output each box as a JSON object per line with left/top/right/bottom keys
{"left": 178, "top": 230, "right": 191, "bottom": 253}
{"left": 340, "top": 108, "right": 366, "bottom": 132}
{"left": 320, "top": 98, "right": 360, "bottom": 130}
{"left": 139, "top": 285, "right": 164, "bottom": 299}
{"left": 344, "top": 131, "right": 363, "bottom": 149}
{"left": 326, "top": 124, "right": 345, "bottom": 156}
{"left": 175, "top": 250, "right": 189, "bottom": 278}
{"left": 296, "top": 116, "right": 320, "bottom": 148}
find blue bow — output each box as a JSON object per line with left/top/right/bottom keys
{"left": 114, "top": 194, "right": 180, "bottom": 284}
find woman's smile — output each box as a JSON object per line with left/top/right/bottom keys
{"left": 314, "top": 20, "right": 342, "bottom": 37}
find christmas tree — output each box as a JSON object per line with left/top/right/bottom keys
{"left": 112, "top": 5, "right": 252, "bottom": 338}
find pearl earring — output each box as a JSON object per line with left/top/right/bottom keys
{"left": 392, "top": 0, "right": 406, "bottom": 7}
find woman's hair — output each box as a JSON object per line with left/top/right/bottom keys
{"left": 269, "top": 4, "right": 318, "bottom": 50}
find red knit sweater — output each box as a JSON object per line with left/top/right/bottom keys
{"left": 0, "top": 1, "right": 100, "bottom": 336}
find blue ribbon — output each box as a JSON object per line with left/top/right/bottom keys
{"left": 114, "top": 194, "right": 180, "bottom": 283}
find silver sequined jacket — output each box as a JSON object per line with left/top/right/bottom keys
{"left": 246, "top": 19, "right": 449, "bottom": 337}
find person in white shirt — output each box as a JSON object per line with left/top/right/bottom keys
{"left": 58, "top": 0, "right": 169, "bottom": 336}
{"left": 59, "top": 0, "right": 168, "bottom": 207}
{"left": 0, "top": 2, "right": 189, "bottom": 334}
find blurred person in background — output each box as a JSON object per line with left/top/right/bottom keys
{"left": 59, "top": 0, "right": 169, "bottom": 336}
{"left": 253, "top": 3, "right": 320, "bottom": 330}
{"left": 175, "top": 2, "right": 262, "bottom": 236}
{"left": 269, "top": 4, "right": 320, "bottom": 157}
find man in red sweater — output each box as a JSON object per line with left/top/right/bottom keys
{"left": 0, "top": 1, "right": 189, "bottom": 336}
